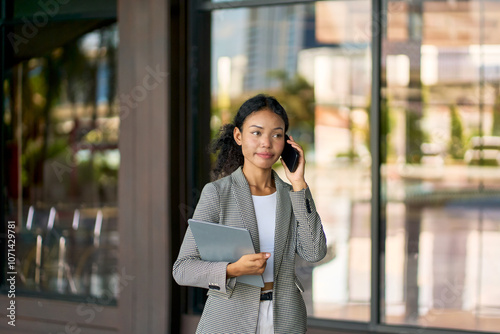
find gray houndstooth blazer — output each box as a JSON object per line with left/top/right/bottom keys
{"left": 173, "top": 166, "right": 327, "bottom": 333}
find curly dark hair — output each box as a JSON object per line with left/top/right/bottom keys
{"left": 210, "top": 94, "right": 289, "bottom": 180}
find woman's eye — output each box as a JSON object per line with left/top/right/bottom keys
{"left": 252, "top": 131, "right": 261, "bottom": 135}
{"left": 273, "top": 133, "right": 283, "bottom": 138}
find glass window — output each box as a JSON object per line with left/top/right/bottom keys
{"left": 382, "top": 1, "right": 500, "bottom": 331}
{"left": 211, "top": 1, "right": 372, "bottom": 321}
{"left": 2, "top": 23, "right": 119, "bottom": 302}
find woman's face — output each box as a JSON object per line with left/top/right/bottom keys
{"left": 234, "top": 108, "right": 286, "bottom": 170}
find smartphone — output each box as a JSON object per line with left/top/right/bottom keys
{"left": 281, "top": 134, "right": 299, "bottom": 172}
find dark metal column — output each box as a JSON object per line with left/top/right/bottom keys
{"left": 370, "top": 0, "right": 383, "bottom": 329}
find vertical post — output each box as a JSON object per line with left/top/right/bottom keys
{"left": 186, "top": 0, "right": 213, "bottom": 316}
{"left": 170, "top": 0, "right": 190, "bottom": 331}
{"left": 118, "top": 0, "right": 170, "bottom": 332}
{"left": 404, "top": 203, "right": 421, "bottom": 322}
{"left": 370, "top": 0, "right": 383, "bottom": 329}
{"left": 57, "top": 236, "right": 66, "bottom": 293}
{"left": 35, "top": 235, "right": 43, "bottom": 287}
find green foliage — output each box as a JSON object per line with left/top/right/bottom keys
{"left": 8, "top": 25, "right": 119, "bottom": 203}
{"left": 21, "top": 137, "right": 68, "bottom": 188}
{"left": 380, "top": 98, "right": 391, "bottom": 163}
{"left": 406, "top": 109, "right": 426, "bottom": 163}
{"left": 448, "top": 104, "right": 465, "bottom": 159}
{"left": 336, "top": 149, "right": 359, "bottom": 161}
{"left": 266, "top": 70, "right": 315, "bottom": 149}
{"left": 365, "top": 96, "right": 391, "bottom": 163}
{"left": 76, "top": 153, "right": 118, "bottom": 185}
{"left": 493, "top": 95, "right": 500, "bottom": 136}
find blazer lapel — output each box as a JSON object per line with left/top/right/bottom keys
{"left": 231, "top": 167, "right": 260, "bottom": 253}
{"left": 272, "top": 170, "right": 292, "bottom": 280}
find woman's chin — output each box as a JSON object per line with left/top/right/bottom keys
{"left": 246, "top": 161, "right": 275, "bottom": 170}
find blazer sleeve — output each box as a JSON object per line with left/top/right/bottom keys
{"left": 289, "top": 186, "right": 327, "bottom": 263}
{"left": 172, "top": 183, "right": 237, "bottom": 296}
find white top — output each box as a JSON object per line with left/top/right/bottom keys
{"left": 252, "top": 191, "right": 277, "bottom": 283}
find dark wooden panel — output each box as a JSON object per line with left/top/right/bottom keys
{"left": 117, "top": 0, "right": 137, "bottom": 330}
{"left": 131, "top": 1, "right": 151, "bottom": 330}
{"left": 117, "top": 0, "right": 170, "bottom": 333}
{"left": 169, "top": 0, "right": 189, "bottom": 331}
{"left": 148, "top": 0, "right": 169, "bottom": 331}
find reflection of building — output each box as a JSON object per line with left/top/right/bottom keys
{"left": 244, "top": 5, "right": 307, "bottom": 91}
{"left": 298, "top": 47, "right": 371, "bottom": 165}
{"left": 217, "top": 55, "right": 248, "bottom": 101}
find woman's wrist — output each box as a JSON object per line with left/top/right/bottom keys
{"left": 226, "top": 263, "right": 239, "bottom": 278}
{"left": 292, "top": 181, "right": 307, "bottom": 192}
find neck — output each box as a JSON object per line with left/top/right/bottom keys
{"left": 241, "top": 165, "right": 275, "bottom": 194}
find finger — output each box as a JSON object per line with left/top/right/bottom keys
{"left": 289, "top": 141, "right": 303, "bottom": 151}
{"left": 257, "top": 253, "right": 270, "bottom": 267}
{"left": 293, "top": 146, "right": 304, "bottom": 158}
{"left": 248, "top": 252, "right": 270, "bottom": 260}
{"left": 288, "top": 140, "right": 304, "bottom": 155}
{"left": 246, "top": 254, "right": 261, "bottom": 261}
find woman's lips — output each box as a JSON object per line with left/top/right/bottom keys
{"left": 257, "top": 153, "right": 274, "bottom": 159}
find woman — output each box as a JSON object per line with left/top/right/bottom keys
{"left": 173, "top": 94, "right": 327, "bottom": 333}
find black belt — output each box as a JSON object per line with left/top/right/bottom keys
{"left": 260, "top": 291, "right": 273, "bottom": 301}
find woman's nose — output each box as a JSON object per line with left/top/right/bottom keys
{"left": 261, "top": 136, "right": 271, "bottom": 147}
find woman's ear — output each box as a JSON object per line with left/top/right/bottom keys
{"left": 233, "top": 126, "right": 242, "bottom": 146}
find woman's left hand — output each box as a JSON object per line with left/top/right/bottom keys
{"left": 280, "top": 135, "right": 308, "bottom": 191}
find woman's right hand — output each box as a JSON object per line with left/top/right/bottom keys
{"left": 226, "top": 252, "right": 270, "bottom": 278}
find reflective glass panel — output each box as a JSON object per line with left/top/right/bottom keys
{"left": 3, "top": 23, "right": 119, "bottom": 302}
{"left": 382, "top": 1, "right": 500, "bottom": 331}
{"left": 211, "top": 1, "right": 372, "bottom": 321}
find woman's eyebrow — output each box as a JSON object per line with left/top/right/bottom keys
{"left": 249, "top": 125, "right": 283, "bottom": 131}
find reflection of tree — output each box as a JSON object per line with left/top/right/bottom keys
{"left": 16, "top": 53, "right": 66, "bottom": 202}
{"left": 266, "top": 70, "right": 315, "bottom": 148}
{"left": 11, "top": 25, "right": 118, "bottom": 204}
{"left": 449, "top": 104, "right": 464, "bottom": 159}
{"left": 493, "top": 95, "right": 500, "bottom": 136}
{"left": 366, "top": 97, "right": 391, "bottom": 163}
{"left": 101, "top": 29, "right": 117, "bottom": 117}
{"left": 406, "top": 109, "right": 426, "bottom": 164}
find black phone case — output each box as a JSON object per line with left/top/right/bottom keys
{"left": 281, "top": 135, "right": 299, "bottom": 172}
